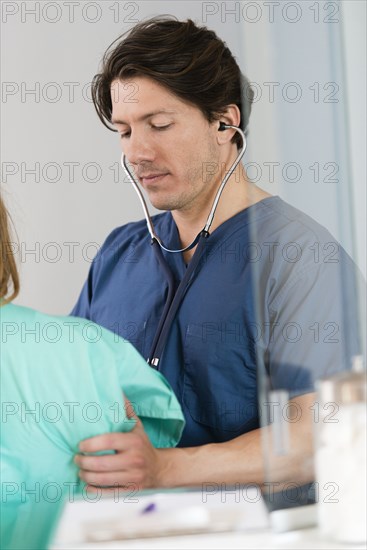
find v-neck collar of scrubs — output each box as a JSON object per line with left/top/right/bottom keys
{"left": 158, "top": 195, "right": 280, "bottom": 276}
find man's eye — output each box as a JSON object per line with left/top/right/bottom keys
{"left": 119, "top": 132, "right": 130, "bottom": 139}
{"left": 152, "top": 124, "right": 171, "bottom": 131}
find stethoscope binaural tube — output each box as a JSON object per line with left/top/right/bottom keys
{"left": 120, "top": 123, "right": 247, "bottom": 367}
{"left": 120, "top": 123, "right": 247, "bottom": 253}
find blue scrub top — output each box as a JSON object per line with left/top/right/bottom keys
{"left": 72, "top": 196, "right": 362, "bottom": 447}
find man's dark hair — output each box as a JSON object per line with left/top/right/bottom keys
{"left": 91, "top": 16, "right": 254, "bottom": 149}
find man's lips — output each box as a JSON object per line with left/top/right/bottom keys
{"left": 139, "top": 173, "right": 169, "bottom": 185}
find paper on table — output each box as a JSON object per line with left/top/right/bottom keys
{"left": 51, "top": 487, "right": 270, "bottom": 547}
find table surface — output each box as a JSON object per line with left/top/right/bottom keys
{"left": 52, "top": 528, "right": 367, "bottom": 550}
{"left": 51, "top": 488, "right": 366, "bottom": 550}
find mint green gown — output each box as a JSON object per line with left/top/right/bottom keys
{"left": 0, "top": 303, "right": 185, "bottom": 549}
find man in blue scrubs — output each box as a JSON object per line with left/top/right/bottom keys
{"left": 72, "top": 17, "right": 362, "bottom": 494}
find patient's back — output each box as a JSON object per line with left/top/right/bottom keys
{"left": 0, "top": 303, "right": 184, "bottom": 549}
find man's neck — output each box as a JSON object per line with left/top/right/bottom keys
{"left": 172, "top": 160, "right": 271, "bottom": 264}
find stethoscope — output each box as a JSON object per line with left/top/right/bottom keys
{"left": 121, "top": 122, "right": 247, "bottom": 368}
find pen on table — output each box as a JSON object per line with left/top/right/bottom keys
{"left": 141, "top": 502, "right": 157, "bottom": 514}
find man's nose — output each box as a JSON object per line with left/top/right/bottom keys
{"left": 122, "top": 130, "right": 155, "bottom": 166}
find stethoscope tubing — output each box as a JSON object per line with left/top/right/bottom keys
{"left": 121, "top": 124, "right": 247, "bottom": 253}
{"left": 120, "top": 124, "right": 247, "bottom": 367}
{"left": 149, "top": 233, "right": 209, "bottom": 366}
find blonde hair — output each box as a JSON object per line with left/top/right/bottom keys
{"left": 0, "top": 194, "right": 19, "bottom": 302}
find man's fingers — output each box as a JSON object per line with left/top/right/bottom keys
{"left": 124, "top": 395, "right": 138, "bottom": 420}
{"left": 85, "top": 484, "right": 138, "bottom": 495}
{"left": 124, "top": 395, "right": 145, "bottom": 433}
{"left": 75, "top": 452, "right": 125, "bottom": 472}
{"left": 79, "top": 431, "right": 140, "bottom": 453}
{"left": 76, "top": 404, "right": 154, "bottom": 491}
{"left": 79, "top": 469, "right": 144, "bottom": 488}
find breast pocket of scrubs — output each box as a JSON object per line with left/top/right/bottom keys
{"left": 183, "top": 323, "right": 259, "bottom": 435}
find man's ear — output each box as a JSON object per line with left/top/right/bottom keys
{"left": 215, "top": 104, "right": 241, "bottom": 145}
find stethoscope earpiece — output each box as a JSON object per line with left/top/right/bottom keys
{"left": 218, "top": 121, "right": 229, "bottom": 131}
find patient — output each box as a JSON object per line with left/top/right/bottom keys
{"left": 0, "top": 196, "right": 185, "bottom": 549}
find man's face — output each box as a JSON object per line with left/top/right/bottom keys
{"left": 111, "top": 76, "right": 222, "bottom": 214}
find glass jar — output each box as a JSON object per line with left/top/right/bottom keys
{"left": 315, "top": 356, "right": 366, "bottom": 544}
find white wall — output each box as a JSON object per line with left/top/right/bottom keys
{"left": 1, "top": 0, "right": 365, "bottom": 315}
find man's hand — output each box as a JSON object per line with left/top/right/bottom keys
{"left": 74, "top": 398, "right": 163, "bottom": 490}
{"left": 75, "top": 393, "right": 316, "bottom": 491}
